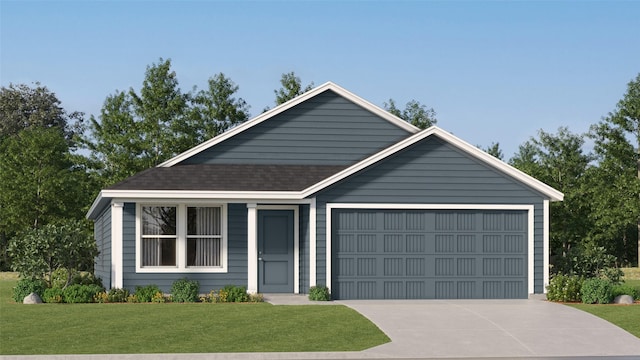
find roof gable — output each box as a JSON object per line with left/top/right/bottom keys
{"left": 159, "top": 82, "right": 420, "bottom": 167}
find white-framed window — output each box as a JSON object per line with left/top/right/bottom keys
{"left": 136, "top": 203, "right": 227, "bottom": 273}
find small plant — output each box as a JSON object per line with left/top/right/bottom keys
{"left": 107, "top": 288, "right": 129, "bottom": 303}
{"left": 612, "top": 283, "right": 639, "bottom": 300}
{"left": 248, "top": 293, "right": 264, "bottom": 303}
{"left": 221, "top": 285, "right": 248, "bottom": 302}
{"left": 43, "top": 287, "right": 64, "bottom": 303}
{"left": 208, "top": 289, "right": 220, "bottom": 303}
{"left": 151, "top": 291, "right": 167, "bottom": 303}
{"left": 309, "top": 285, "right": 331, "bottom": 301}
{"left": 94, "top": 291, "right": 109, "bottom": 303}
{"left": 171, "top": 278, "right": 199, "bottom": 302}
{"left": 135, "top": 284, "right": 162, "bottom": 302}
{"left": 581, "top": 277, "right": 614, "bottom": 304}
{"left": 546, "top": 274, "right": 583, "bottom": 302}
{"left": 126, "top": 294, "right": 139, "bottom": 303}
{"left": 62, "top": 284, "right": 104, "bottom": 303}
{"left": 12, "top": 278, "right": 47, "bottom": 303}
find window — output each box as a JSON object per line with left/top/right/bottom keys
{"left": 137, "top": 204, "right": 227, "bottom": 272}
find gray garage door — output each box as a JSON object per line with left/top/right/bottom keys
{"left": 332, "top": 209, "right": 528, "bottom": 299}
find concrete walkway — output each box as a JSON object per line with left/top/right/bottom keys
{"left": 2, "top": 297, "right": 640, "bottom": 360}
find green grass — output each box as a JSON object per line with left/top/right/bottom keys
{"left": 0, "top": 277, "right": 389, "bottom": 355}
{"left": 568, "top": 304, "right": 640, "bottom": 338}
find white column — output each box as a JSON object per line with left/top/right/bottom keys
{"left": 543, "top": 200, "right": 550, "bottom": 293}
{"left": 247, "top": 203, "right": 258, "bottom": 294}
{"left": 309, "top": 198, "right": 317, "bottom": 287}
{"left": 111, "top": 202, "right": 124, "bottom": 289}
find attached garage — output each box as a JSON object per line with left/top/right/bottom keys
{"left": 330, "top": 207, "right": 531, "bottom": 300}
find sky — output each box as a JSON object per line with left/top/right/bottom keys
{"left": 1, "top": 0, "right": 639, "bottom": 158}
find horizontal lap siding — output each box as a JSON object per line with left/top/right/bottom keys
{"left": 316, "top": 137, "right": 547, "bottom": 293}
{"left": 121, "top": 203, "right": 248, "bottom": 293}
{"left": 180, "top": 91, "right": 411, "bottom": 166}
{"left": 94, "top": 207, "right": 111, "bottom": 289}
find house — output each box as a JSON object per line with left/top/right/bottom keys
{"left": 87, "top": 82, "right": 563, "bottom": 300}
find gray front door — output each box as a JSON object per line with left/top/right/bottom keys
{"left": 258, "top": 210, "right": 294, "bottom": 293}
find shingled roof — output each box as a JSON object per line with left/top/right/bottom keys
{"left": 107, "top": 164, "right": 348, "bottom": 192}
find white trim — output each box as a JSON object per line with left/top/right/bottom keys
{"left": 325, "top": 203, "right": 536, "bottom": 295}
{"left": 543, "top": 199, "right": 550, "bottom": 293}
{"left": 247, "top": 204, "right": 258, "bottom": 294}
{"left": 256, "top": 205, "right": 300, "bottom": 294}
{"left": 303, "top": 127, "right": 564, "bottom": 202}
{"left": 135, "top": 203, "right": 229, "bottom": 273}
{"left": 309, "top": 198, "right": 317, "bottom": 287}
{"left": 158, "top": 81, "right": 419, "bottom": 167}
{"left": 111, "top": 202, "right": 124, "bottom": 289}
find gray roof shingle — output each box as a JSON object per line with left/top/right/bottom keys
{"left": 107, "top": 164, "right": 347, "bottom": 192}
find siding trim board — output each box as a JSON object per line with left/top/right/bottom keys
{"left": 326, "top": 203, "right": 538, "bottom": 297}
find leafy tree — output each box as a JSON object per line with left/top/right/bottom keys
{"left": 271, "top": 72, "right": 314, "bottom": 108}
{"left": 484, "top": 142, "right": 504, "bottom": 160}
{"left": 8, "top": 220, "right": 98, "bottom": 288}
{"left": 587, "top": 73, "right": 640, "bottom": 265}
{"left": 384, "top": 99, "right": 437, "bottom": 129}
{"left": 189, "top": 73, "right": 250, "bottom": 141}
{"left": 0, "top": 82, "right": 84, "bottom": 145}
{"left": 509, "top": 127, "right": 592, "bottom": 271}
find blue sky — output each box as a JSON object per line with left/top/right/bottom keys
{"left": 1, "top": 1, "right": 638, "bottom": 158}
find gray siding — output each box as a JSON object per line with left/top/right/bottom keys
{"left": 315, "top": 136, "right": 548, "bottom": 293}
{"left": 93, "top": 206, "right": 111, "bottom": 289}
{"left": 299, "top": 204, "right": 310, "bottom": 293}
{"left": 180, "top": 90, "right": 412, "bottom": 166}
{"left": 121, "top": 203, "right": 249, "bottom": 293}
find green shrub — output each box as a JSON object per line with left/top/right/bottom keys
{"left": 546, "top": 274, "right": 583, "bottom": 302}
{"left": 223, "top": 285, "right": 248, "bottom": 302}
{"left": 151, "top": 291, "right": 167, "bottom": 303}
{"left": 12, "top": 278, "right": 47, "bottom": 303}
{"left": 62, "top": 284, "right": 104, "bottom": 303}
{"left": 107, "top": 288, "right": 129, "bottom": 303}
{"left": 581, "top": 277, "right": 614, "bottom": 304}
{"left": 94, "top": 291, "right": 108, "bottom": 303}
{"left": 309, "top": 285, "right": 331, "bottom": 301}
{"left": 126, "top": 294, "right": 138, "bottom": 303}
{"left": 134, "top": 284, "right": 161, "bottom": 302}
{"left": 42, "top": 287, "right": 64, "bottom": 303}
{"left": 612, "top": 283, "right": 639, "bottom": 300}
{"left": 171, "top": 278, "right": 199, "bottom": 302}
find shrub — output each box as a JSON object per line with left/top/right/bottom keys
{"left": 546, "top": 274, "right": 583, "bottom": 302}
{"left": 581, "top": 277, "right": 614, "bottom": 304}
{"left": 309, "top": 285, "right": 331, "bottom": 301}
{"left": 171, "top": 278, "right": 199, "bottom": 303}
{"left": 94, "top": 291, "right": 109, "bottom": 303}
{"left": 134, "top": 284, "right": 161, "bottom": 302}
{"left": 42, "top": 287, "right": 64, "bottom": 303}
{"left": 612, "top": 283, "right": 639, "bottom": 300}
{"left": 248, "top": 293, "right": 264, "bottom": 303}
{"left": 12, "top": 278, "right": 47, "bottom": 303}
{"left": 62, "top": 284, "right": 104, "bottom": 303}
{"left": 107, "top": 288, "right": 129, "bottom": 303}
{"left": 222, "top": 285, "right": 248, "bottom": 302}
{"left": 126, "top": 294, "right": 139, "bottom": 303}
{"left": 151, "top": 291, "right": 167, "bottom": 303}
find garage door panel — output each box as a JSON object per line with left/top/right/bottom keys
{"left": 332, "top": 209, "right": 528, "bottom": 300}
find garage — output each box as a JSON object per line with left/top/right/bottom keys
{"left": 331, "top": 208, "right": 529, "bottom": 300}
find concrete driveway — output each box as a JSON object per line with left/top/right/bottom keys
{"left": 339, "top": 299, "right": 640, "bottom": 359}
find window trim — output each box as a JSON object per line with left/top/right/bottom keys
{"left": 136, "top": 203, "right": 228, "bottom": 273}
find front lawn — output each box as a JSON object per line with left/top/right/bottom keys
{"left": 0, "top": 276, "right": 389, "bottom": 355}
{"left": 568, "top": 304, "right": 640, "bottom": 338}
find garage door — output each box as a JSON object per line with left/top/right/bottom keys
{"left": 332, "top": 209, "right": 528, "bottom": 299}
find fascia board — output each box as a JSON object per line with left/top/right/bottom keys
{"left": 302, "top": 126, "right": 564, "bottom": 201}
{"left": 158, "top": 82, "right": 419, "bottom": 167}
{"left": 98, "top": 189, "right": 303, "bottom": 200}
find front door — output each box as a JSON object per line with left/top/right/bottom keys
{"left": 258, "top": 210, "right": 294, "bottom": 293}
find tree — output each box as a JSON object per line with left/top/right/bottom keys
{"left": 8, "top": 220, "right": 98, "bottom": 287}
{"left": 271, "top": 72, "right": 314, "bottom": 107}
{"left": 484, "top": 142, "right": 504, "bottom": 160}
{"left": 587, "top": 73, "right": 640, "bottom": 265}
{"left": 190, "top": 73, "right": 250, "bottom": 141}
{"left": 0, "top": 82, "right": 84, "bottom": 145}
{"left": 384, "top": 99, "right": 437, "bottom": 129}
{"left": 509, "top": 127, "right": 592, "bottom": 272}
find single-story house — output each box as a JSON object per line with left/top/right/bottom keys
{"left": 87, "top": 82, "right": 563, "bottom": 300}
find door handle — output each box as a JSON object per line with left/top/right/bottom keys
{"left": 258, "top": 257, "right": 263, "bottom": 261}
